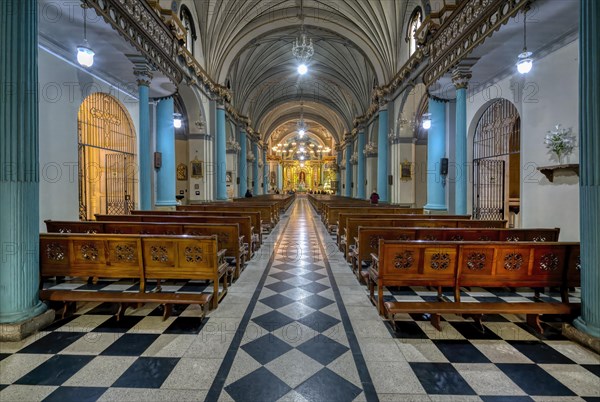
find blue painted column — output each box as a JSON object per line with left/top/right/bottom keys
{"left": 357, "top": 129, "right": 366, "bottom": 199}
{"left": 134, "top": 67, "right": 152, "bottom": 210}
{"left": 0, "top": 0, "right": 47, "bottom": 324}
{"left": 345, "top": 138, "right": 353, "bottom": 197}
{"left": 377, "top": 104, "right": 389, "bottom": 202}
{"left": 239, "top": 129, "right": 247, "bottom": 196}
{"left": 453, "top": 69, "right": 471, "bottom": 215}
{"left": 262, "top": 148, "right": 268, "bottom": 194}
{"left": 424, "top": 98, "right": 447, "bottom": 211}
{"left": 216, "top": 105, "right": 227, "bottom": 200}
{"left": 155, "top": 97, "right": 176, "bottom": 206}
{"left": 336, "top": 148, "right": 342, "bottom": 195}
{"left": 252, "top": 142, "right": 259, "bottom": 195}
{"left": 574, "top": 0, "right": 600, "bottom": 338}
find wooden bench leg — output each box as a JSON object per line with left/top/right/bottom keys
{"left": 368, "top": 277, "right": 376, "bottom": 307}
{"left": 463, "top": 313, "right": 485, "bottom": 332}
{"left": 377, "top": 283, "right": 384, "bottom": 316}
{"left": 162, "top": 304, "right": 173, "bottom": 320}
{"left": 201, "top": 301, "right": 209, "bottom": 320}
{"left": 388, "top": 313, "right": 398, "bottom": 332}
{"left": 526, "top": 314, "right": 544, "bottom": 334}
{"left": 430, "top": 313, "right": 442, "bottom": 331}
{"left": 60, "top": 301, "right": 76, "bottom": 320}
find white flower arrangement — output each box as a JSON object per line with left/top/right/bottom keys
{"left": 544, "top": 124, "right": 576, "bottom": 163}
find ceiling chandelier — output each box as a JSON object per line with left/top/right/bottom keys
{"left": 292, "top": 0, "right": 313, "bottom": 75}
{"left": 297, "top": 102, "right": 308, "bottom": 137}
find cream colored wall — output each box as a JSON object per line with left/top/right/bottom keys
{"left": 466, "top": 39, "right": 579, "bottom": 240}
{"left": 38, "top": 48, "right": 140, "bottom": 231}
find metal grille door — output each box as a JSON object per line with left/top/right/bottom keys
{"left": 78, "top": 93, "right": 137, "bottom": 219}
{"left": 474, "top": 159, "right": 505, "bottom": 220}
{"left": 472, "top": 99, "right": 520, "bottom": 220}
{"left": 105, "top": 154, "right": 134, "bottom": 215}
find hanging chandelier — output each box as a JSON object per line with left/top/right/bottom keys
{"left": 292, "top": 31, "right": 314, "bottom": 65}
{"left": 292, "top": 1, "right": 314, "bottom": 75}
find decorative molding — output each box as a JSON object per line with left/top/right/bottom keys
{"left": 87, "top": 0, "right": 182, "bottom": 84}
{"left": 423, "top": 0, "right": 532, "bottom": 87}
{"left": 353, "top": 50, "right": 425, "bottom": 128}
{"left": 451, "top": 66, "right": 473, "bottom": 90}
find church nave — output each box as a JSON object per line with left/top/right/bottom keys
{"left": 1, "top": 197, "right": 599, "bottom": 401}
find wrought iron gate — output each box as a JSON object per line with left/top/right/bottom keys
{"left": 78, "top": 93, "right": 137, "bottom": 220}
{"left": 105, "top": 153, "right": 135, "bottom": 215}
{"left": 474, "top": 159, "right": 505, "bottom": 220}
{"left": 472, "top": 99, "right": 520, "bottom": 220}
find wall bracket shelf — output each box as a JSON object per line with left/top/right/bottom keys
{"left": 537, "top": 164, "right": 579, "bottom": 182}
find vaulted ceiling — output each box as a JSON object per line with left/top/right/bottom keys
{"left": 192, "top": 0, "right": 423, "bottom": 144}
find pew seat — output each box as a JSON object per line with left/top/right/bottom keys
{"left": 40, "top": 289, "right": 212, "bottom": 321}
{"left": 383, "top": 301, "right": 573, "bottom": 334}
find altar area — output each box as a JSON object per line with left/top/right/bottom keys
{"left": 282, "top": 159, "right": 337, "bottom": 193}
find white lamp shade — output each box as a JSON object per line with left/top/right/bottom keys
{"left": 173, "top": 118, "right": 182, "bottom": 128}
{"left": 516, "top": 51, "right": 533, "bottom": 74}
{"left": 77, "top": 46, "right": 95, "bottom": 67}
{"left": 422, "top": 118, "right": 431, "bottom": 130}
{"left": 516, "top": 58, "right": 533, "bottom": 74}
{"left": 298, "top": 129, "right": 305, "bottom": 136}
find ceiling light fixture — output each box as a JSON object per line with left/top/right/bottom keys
{"left": 421, "top": 113, "right": 432, "bottom": 130}
{"left": 173, "top": 113, "right": 183, "bottom": 129}
{"left": 292, "top": 0, "right": 314, "bottom": 75}
{"left": 297, "top": 64, "right": 308, "bottom": 75}
{"left": 516, "top": 5, "right": 533, "bottom": 74}
{"left": 77, "top": 2, "right": 95, "bottom": 68}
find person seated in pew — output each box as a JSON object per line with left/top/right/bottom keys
{"left": 370, "top": 190, "right": 380, "bottom": 204}
{"left": 245, "top": 189, "right": 253, "bottom": 198}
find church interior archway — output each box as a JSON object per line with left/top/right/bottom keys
{"left": 77, "top": 93, "right": 137, "bottom": 220}
{"left": 472, "top": 98, "right": 521, "bottom": 223}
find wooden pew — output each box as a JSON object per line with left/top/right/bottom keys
{"left": 343, "top": 218, "right": 507, "bottom": 258}
{"left": 39, "top": 233, "right": 228, "bottom": 317}
{"left": 96, "top": 214, "right": 255, "bottom": 262}
{"left": 139, "top": 209, "right": 263, "bottom": 247}
{"left": 369, "top": 240, "right": 579, "bottom": 333}
{"left": 47, "top": 220, "right": 248, "bottom": 279}
{"left": 180, "top": 204, "right": 276, "bottom": 232}
{"left": 351, "top": 227, "right": 560, "bottom": 282}
{"left": 337, "top": 213, "right": 471, "bottom": 249}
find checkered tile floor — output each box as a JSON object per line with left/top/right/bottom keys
{"left": 1, "top": 197, "right": 598, "bottom": 401}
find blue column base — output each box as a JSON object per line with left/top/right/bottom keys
{"left": 423, "top": 203, "right": 448, "bottom": 211}
{"left": 155, "top": 200, "right": 178, "bottom": 207}
{"left": 0, "top": 301, "right": 47, "bottom": 325}
{"left": 574, "top": 317, "right": 600, "bottom": 339}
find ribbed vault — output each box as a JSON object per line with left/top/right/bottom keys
{"left": 193, "top": 0, "right": 424, "bottom": 144}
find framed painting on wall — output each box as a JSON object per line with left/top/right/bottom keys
{"left": 191, "top": 159, "right": 203, "bottom": 178}
{"left": 177, "top": 163, "right": 187, "bottom": 180}
{"left": 401, "top": 160, "right": 412, "bottom": 180}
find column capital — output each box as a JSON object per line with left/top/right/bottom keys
{"left": 451, "top": 59, "right": 477, "bottom": 90}
{"left": 451, "top": 68, "right": 472, "bottom": 90}
{"left": 129, "top": 55, "right": 154, "bottom": 87}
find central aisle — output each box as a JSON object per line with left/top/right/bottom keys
{"left": 208, "top": 197, "right": 377, "bottom": 401}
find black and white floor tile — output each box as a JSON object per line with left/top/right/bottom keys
{"left": 1, "top": 197, "right": 598, "bottom": 402}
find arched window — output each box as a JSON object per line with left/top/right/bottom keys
{"left": 180, "top": 5, "right": 196, "bottom": 55}
{"left": 407, "top": 8, "right": 423, "bottom": 56}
